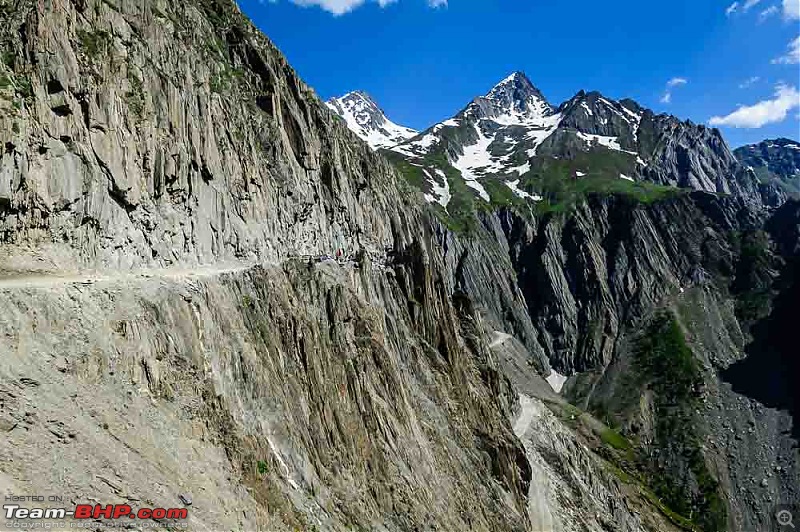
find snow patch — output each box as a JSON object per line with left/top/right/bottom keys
{"left": 410, "top": 134, "right": 438, "bottom": 150}
{"left": 577, "top": 132, "right": 624, "bottom": 151}
{"left": 496, "top": 72, "right": 523, "bottom": 87}
{"left": 599, "top": 97, "right": 626, "bottom": 119}
{"left": 618, "top": 103, "right": 643, "bottom": 142}
{"left": 596, "top": 98, "right": 642, "bottom": 141}
{"left": 389, "top": 144, "right": 419, "bottom": 157}
{"left": 522, "top": 113, "right": 563, "bottom": 156}
{"left": 546, "top": 371, "right": 568, "bottom": 393}
{"left": 464, "top": 180, "right": 490, "bottom": 202}
{"left": 478, "top": 86, "right": 560, "bottom": 129}
{"left": 576, "top": 132, "right": 642, "bottom": 158}
{"left": 619, "top": 104, "right": 642, "bottom": 123}
{"left": 423, "top": 169, "right": 451, "bottom": 208}
{"left": 619, "top": 173, "right": 634, "bottom": 182}
{"left": 451, "top": 125, "right": 498, "bottom": 201}
{"left": 490, "top": 98, "right": 555, "bottom": 127}
{"left": 509, "top": 161, "right": 531, "bottom": 176}
{"left": 505, "top": 179, "right": 542, "bottom": 201}
{"left": 575, "top": 171, "right": 586, "bottom": 177}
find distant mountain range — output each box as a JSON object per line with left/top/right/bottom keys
{"left": 734, "top": 138, "right": 800, "bottom": 197}
{"left": 327, "top": 72, "right": 783, "bottom": 218}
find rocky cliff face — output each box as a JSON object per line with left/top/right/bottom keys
{"left": 1, "top": 1, "right": 796, "bottom": 531}
{"left": 0, "top": 0, "right": 411, "bottom": 271}
{"left": 0, "top": 0, "right": 526, "bottom": 529}
{"left": 329, "top": 73, "right": 799, "bottom": 531}
{"left": 0, "top": 0, "right": 702, "bottom": 531}
{"left": 412, "top": 171, "right": 798, "bottom": 532}
{"left": 498, "top": 192, "right": 760, "bottom": 373}
{"left": 476, "top": 193, "right": 800, "bottom": 532}
{"left": 414, "top": 178, "right": 799, "bottom": 532}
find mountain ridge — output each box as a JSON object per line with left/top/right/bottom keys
{"left": 329, "top": 71, "right": 763, "bottom": 215}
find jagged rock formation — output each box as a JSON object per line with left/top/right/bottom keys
{"left": 511, "top": 194, "right": 799, "bottom": 530}
{"left": 437, "top": 189, "right": 800, "bottom": 532}
{"left": 0, "top": 0, "right": 529, "bottom": 529}
{"left": 0, "top": 0, "right": 415, "bottom": 271}
{"left": 734, "top": 137, "right": 800, "bottom": 200}
{"left": 547, "top": 92, "right": 759, "bottom": 197}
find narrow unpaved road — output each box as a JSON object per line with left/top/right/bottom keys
{"left": 0, "top": 262, "right": 256, "bottom": 291}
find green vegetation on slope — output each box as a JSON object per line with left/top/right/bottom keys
{"left": 525, "top": 150, "right": 681, "bottom": 214}
{"left": 544, "top": 398, "right": 700, "bottom": 531}
{"left": 633, "top": 313, "right": 727, "bottom": 532}
{"left": 577, "top": 312, "right": 727, "bottom": 531}
{"left": 77, "top": 29, "right": 112, "bottom": 59}
{"left": 385, "top": 145, "right": 682, "bottom": 234}
{"left": 732, "top": 230, "right": 774, "bottom": 323}
{"left": 382, "top": 151, "right": 427, "bottom": 190}
{"left": 383, "top": 149, "right": 486, "bottom": 234}
{"left": 600, "top": 427, "right": 631, "bottom": 451}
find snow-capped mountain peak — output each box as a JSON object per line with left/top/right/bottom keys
{"left": 331, "top": 73, "right": 766, "bottom": 215}
{"left": 466, "top": 71, "right": 556, "bottom": 127}
{"left": 486, "top": 72, "right": 550, "bottom": 110}
{"left": 385, "top": 72, "right": 564, "bottom": 207}
{"left": 326, "top": 91, "right": 417, "bottom": 150}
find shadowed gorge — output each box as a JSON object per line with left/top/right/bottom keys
{"left": 724, "top": 268, "right": 800, "bottom": 441}
{"left": 723, "top": 200, "right": 800, "bottom": 442}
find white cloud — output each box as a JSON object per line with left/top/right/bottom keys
{"left": 784, "top": 0, "right": 800, "bottom": 19}
{"left": 758, "top": 5, "right": 780, "bottom": 20}
{"left": 729, "top": 0, "right": 782, "bottom": 16}
{"left": 739, "top": 76, "right": 761, "bottom": 88}
{"left": 709, "top": 84, "right": 800, "bottom": 127}
{"left": 284, "top": 0, "right": 446, "bottom": 13}
{"left": 660, "top": 78, "right": 687, "bottom": 104}
{"left": 288, "top": 0, "right": 397, "bottom": 15}
{"left": 772, "top": 35, "right": 800, "bottom": 64}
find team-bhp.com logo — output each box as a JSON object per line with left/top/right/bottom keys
{"left": 4, "top": 504, "right": 188, "bottom": 520}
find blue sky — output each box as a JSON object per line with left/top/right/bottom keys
{"left": 239, "top": 0, "right": 800, "bottom": 147}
